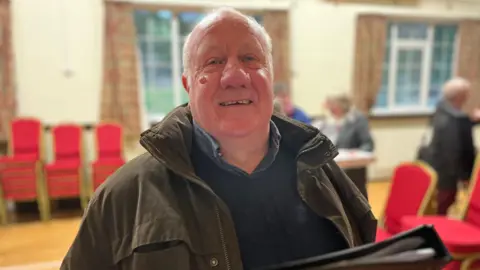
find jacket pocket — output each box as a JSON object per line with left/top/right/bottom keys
{"left": 115, "top": 219, "right": 222, "bottom": 270}
{"left": 121, "top": 241, "right": 191, "bottom": 270}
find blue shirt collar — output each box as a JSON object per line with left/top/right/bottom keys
{"left": 192, "top": 120, "right": 282, "bottom": 175}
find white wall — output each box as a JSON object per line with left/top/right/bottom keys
{"left": 11, "top": 0, "right": 480, "bottom": 178}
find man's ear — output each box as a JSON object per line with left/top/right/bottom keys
{"left": 182, "top": 75, "right": 190, "bottom": 93}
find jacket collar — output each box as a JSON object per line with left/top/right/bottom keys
{"left": 139, "top": 104, "right": 338, "bottom": 178}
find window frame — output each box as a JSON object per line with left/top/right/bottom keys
{"left": 371, "top": 21, "right": 459, "bottom": 117}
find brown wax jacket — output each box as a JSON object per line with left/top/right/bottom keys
{"left": 60, "top": 105, "right": 377, "bottom": 270}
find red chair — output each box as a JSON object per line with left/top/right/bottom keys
{"left": 0, "top": 118, "right": 49, "bottom": 223}
{"left": 375, "top": 161, "right": 437, "bottom": 242}
{"left": 400, "top": 156, "right": 480, "bottom": 269}
{"left": 90, "top": 123, "right": 125, "bottom": 192}
{"left": 44, "top": 124, "right": 88, "bottom": 211}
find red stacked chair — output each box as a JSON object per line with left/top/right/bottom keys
{"left": 400, "top": 156, "right": 480, "bottom": 269}
{"left": 44, "top": 124, "right": 88, "bottom": 210}
{"left": 91, "top": 123, "right": 125, "bottom": 193}
{"left": 375, "top": 161, "right": 437, "bottom": 242}
{"left": 0, "top": 118, "right": 49, "bottom": 223}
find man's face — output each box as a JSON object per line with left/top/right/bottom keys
{"left": 328, "top": 102, "right": 344, "bottom": 118}
{"left": 183, "top": 15, "right": 273, "bottom": 138}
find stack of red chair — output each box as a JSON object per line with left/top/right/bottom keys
{"left": 91, "top": 123, "right": 125, "bottom": 192}
{"left": 44, "top": 124, "right": 88, "bottom": 210}
{"left": 375, "top": 161, "right": 437, "bottom": 242}
{"left": 0, "top": 118, "right": 49, "bottom": 223}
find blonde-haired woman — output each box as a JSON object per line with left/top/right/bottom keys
{"left": 325, "top": 94, "right": 374, "bottom": 152}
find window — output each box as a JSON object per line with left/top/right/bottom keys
{"left": 373, "top": 22, "right": 458, "bottom": 115}
{"left": 134, "top": 10, "right": 264, "bottom": 122}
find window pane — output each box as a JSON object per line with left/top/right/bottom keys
{"left": 397, "top": 23, "right": 428, "bottom": 40}
{"left": 179, "top": 38, "right": 186, "bottom": 70}
{"left": 428, "top": 25, "right": 457, "bottom": 107}
{"left": 144, "top": 67, "right": 174, "bottom": 114}
{"left": 152, "top": 11, "right": 172, "bottom": 38}
{"left": 179, "top": 12, "right": 204, "bottom": 36}
{"left": 394, "top": 49, "right": 423, "bottom": 106}
{"left": 154, "top": 41, "right": 171, "bottom": 62}
{"left": 181, "top": 87, "right": 189, "bottom": 104}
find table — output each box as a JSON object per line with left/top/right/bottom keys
{"left": 335, "top": 149, "right": 375, "bottom": 200}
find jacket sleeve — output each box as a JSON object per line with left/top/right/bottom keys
{"left": 324, "top": 160, "right": 377, "bottom": 245}
{"left": 435, "top": 117, "right": 463, "bottom": 181}
{"left": 356, "top": 117, "right": 374, "bottom": 152}
{"left": 60, "top": 196, "right": 114, "bottom": 270}
{"left": 459, "top": 118, "right": 476, "bottom": 181}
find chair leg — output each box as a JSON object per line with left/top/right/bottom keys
{"left": 37, "top": 196, "right": 51, "bottom": 222}
{"left": 0, "top": 196, "right": 7, "bottom": 225}
{"left": 461, "top": 255, "right": 480, "bottom": 270}
{"left": 36, "top": 164, "right": 51, "bottom": 221}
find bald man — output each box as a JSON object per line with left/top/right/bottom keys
{"left": 420, "top": 77, "right": 477, "bottom": 215}
{"left": 61, "top": 8, "right": 376, "bottom": 270}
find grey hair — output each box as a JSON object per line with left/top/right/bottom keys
{"left": 326, "top": 93, "right": 352, "bottom": 113}
{"left": 273, "top": 82, "right": 290, "bottom": 96}
{"left": 442, "top": 77, "right": 471, "bottom": 100}
{"left": 182, "top": 7, "right": 273, "bottom": 87}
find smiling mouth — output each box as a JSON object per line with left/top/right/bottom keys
{"left": 219, "top": 100, "right": 253, "bottom": 106}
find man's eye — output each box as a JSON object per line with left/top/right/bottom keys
{"left": 207, "top": 59, "right": 224, "bottom": 65}
{"left": 242, "top": 56, "right": 256, "bottom": 62}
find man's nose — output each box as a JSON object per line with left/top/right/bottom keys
{"left": 220, "top": 59, "right": 251, "bottom": 89}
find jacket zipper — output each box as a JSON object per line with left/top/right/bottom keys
{"left": 296, "top": 143, "right": 355, "bottom": 248}
{"left": 215, "top": 204, "right": 231, "bottom": 270}
{"left": 141, "top": 138, "right": 232, "bottom": 270}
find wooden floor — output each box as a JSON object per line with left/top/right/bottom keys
{"left": 0, "top": 181, "right": 463, "bottom": 269}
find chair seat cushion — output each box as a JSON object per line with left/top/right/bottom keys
{"left": 375, "top": 227, "right": 391, "bottom": 242}
{"left": 0, "top": 155, "right": 38, "bottom": 164}
{"left": 401, "top": 216, "right": 480, "bottom": 253}
{"left": 46, "top": 161, "right": 81, "bottom": 171}
{"left": 92, "top": 158, "right": 125, "bottom": 167}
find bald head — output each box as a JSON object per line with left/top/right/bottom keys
{"left": 182, "top": 7, "right": 273, "bottom": 86}
{"left": 442, "top": 77, "right": 471, "bottom": 108}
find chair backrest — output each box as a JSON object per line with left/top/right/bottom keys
{"left": 461, "top": 155, "right": 480, "bottom": 226}
{"left": 95, "top": 123, "right": 123, "bottom": 160}
{"left": 383, "top": 162, "right": 437, "bottom": 234}
{"left": 9, "top": 118, "right": 43, "bottom": 160}
{"left": 52, "top": 124, "right": 83, "bottom": 162}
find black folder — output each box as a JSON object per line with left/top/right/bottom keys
{"left": 256, "top": 225, "right": 452, "bottom": 270}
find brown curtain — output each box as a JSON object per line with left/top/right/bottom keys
{"left": 263, "top": 11, "right": 291, "bottom": 88}
{"left": 101, "top": 2, "right": 141, "bottom": 143}
{"left": 0, "top": 0, "right": 15, "bottom": 141}
{"left": 457, "top": 20, "right": 480, "bottom": 113}
{"left": 351, "top": 14, "right": 387, "bottom": 114}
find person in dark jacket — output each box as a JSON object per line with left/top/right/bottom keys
{"left": 423, "top": 77, "right": 477, "bottom": 215}
{"left": 61, "top": 7, "right": 376, "bottom": 270}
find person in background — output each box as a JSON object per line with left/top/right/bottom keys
{"left": 421, "top": 77, "right": 478, "bottom": 216}
{"left": 274, "top": 82, "right": 312, "bottom": 124}
{"left": 273, "top": 97, "right": 285, "bottom": 115}
{"left": 60, "top": 7, "right": 376, "bottom": 270}
{"left": 325, "top": 94, "right": 374, "bottom": 152}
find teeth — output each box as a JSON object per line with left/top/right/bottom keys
{"left": 220, "top": 100, "right": 252, "bottom": 106}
